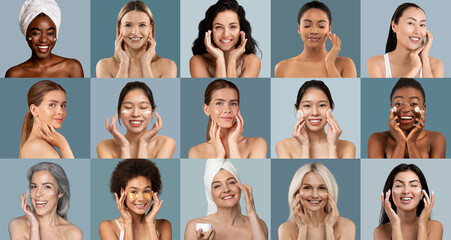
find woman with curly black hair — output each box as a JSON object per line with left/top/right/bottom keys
{"left": 99, "top": 159, "right": 171, "bottom": 240}
{"left": 190, "top": 0, "right": 261, "bottom": 78}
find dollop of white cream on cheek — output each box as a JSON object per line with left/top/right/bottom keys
{"left": 392, "top": 188, "right": 399, "bottom": 194}
{"left": 121, "top": 110, "right": 128, "bottom": 114}
{"left": 415, "top": 188, "right": 421, "bottom": 193}
{"left": 144, "top": 111, "right": 152, "bottom": 115}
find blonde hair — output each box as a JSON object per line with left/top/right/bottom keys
{"left": 287, "top": 163, "right": 338, "bottom": 220}
{"left": 114, "top": 0, "right": 159, "bottom": 62}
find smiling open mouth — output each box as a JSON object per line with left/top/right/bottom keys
{"left": 35, "top": 201, "right": 48, "bottom": 208}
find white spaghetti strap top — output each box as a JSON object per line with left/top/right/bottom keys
{"left": 115, "top": 220, "right": 125, "bottom": 240}
{"left": 384, "top": 53, "right": 422, "bottom": 78}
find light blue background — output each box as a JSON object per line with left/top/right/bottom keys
{"left": 361, "top": 159, "right": 451, "bottom": 239}
{"left": 361, "top": 0, "right": 451, "bottom": 77}
{"left": 90, "top": 159, "right": 180, "bottom": 240}
{"left": 0, "top": 159, "right": 91, "bottom": 239}
{"left": 180, "top": 78, "right": 271, "bottom": 158}
{"left": 180, "top": 0, "right": 271, "bottom": 77}
{"left": 271, "top": 78, "right": 361, "bottom": 158}
{"left": 180, "top": 159, "right": 271, "bottom": 238}
{"left": 272, "top": 0, "right": 361, "bottom": 77}
{"left": 361, "top": 78, "right": 451, "bottom": 158}
{"left": 0, "top": 0, "right": 90, "bottom": 77}
{"left": 90, "top": 78, "right": 180, "bottom": 158}
{"left": 0, "top": 78, "right": 91, "bottom": 158}
{"left": 271, "top": 159, "right": 361, "bottom": 240}
{"left": 91, "top": 0, "right": 180, "bottom": 77}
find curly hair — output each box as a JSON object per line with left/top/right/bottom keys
{"left": 110, "top": 159, "right": 162, "bottom": 198}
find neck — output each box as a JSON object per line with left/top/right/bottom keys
{"left": 390, "top": 46, "right": 416, "bottom": 63}
{"left": 28, "top": 123, "right": 49, "bottom": 143}
{"left": 215, "top": 206, "right": 242, "bottom": 226}
{"left": 300, "top": 44, "right": 328, "bottom": 60}
{"left": 125, "top": 129, "right": 146, "bottom": 145}
{"left": 35, "top": 211, "right": 60, "bottom": 226}
{"left": 129, "top": 210, "right": 147, "bottom": 224}
{"left": 223, "top": 48, "right": 236, "bottom": 63}
{"left": 29, "top": 54, "right": 54, "bottom": 67}
{"left": 127, "top": 47, "right": 144, "bottom": 64}
{"left": 305, "top": 128, "right": 327, "bottom": 143}
{"left": 396, "top": 208, "right": 419, "bottom": 225}
{"left": 304, "top": 208, "right": 327, "bottom": 227}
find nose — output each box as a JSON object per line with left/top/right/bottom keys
{"left": 312, "top": 188, "right": 319, "bottom": 197}
{"left": 39, "top": 33, "right": 49, "bottom": 43}
{"left": 223, "top": 104, "right": 232, "bottom": 113}
{"left": 400, "top": 103, "right": 411, "bottom": 113}
{"left": 132, "top": 107, "right": 140, "bottom": 117}
{"left": 222, "top": 185, "right": 230, "bottom": 193}
{"left": 310, "top": 25, "right": 319, "bottom": 34}
{"left": 311, "top": 106, "right": 319, "bottom": 116}
{"left": 36, "top": 187, "right": 43, "bottom": 197}
{"left": 56, "top": 106, "right": 64, "bottom": 115}
{"left": 131, "top": 25, "right": 139, "bottom": 34}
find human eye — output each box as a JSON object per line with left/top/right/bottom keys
{"left": 49, "top": 103, "right": 56, "bottom": 107}
{"left": 48, "top": 32, "right": 55, "bottom": 36}
{"left": 139, "top": 23, "right": 147, "bottom": 27}
{"left": 319, "top": 186, "right": 327, "bottom": 190}
{"left": 30, "top": 184, "right": 37, "bottom": 189}
{"left": 61, "top": 104, "right": 67, "bottom": 109}
{"left": 44, "top": 185, "right": 52, "bottom": 189}
{"left": 215, "top": 25, "right": 223, "bottom": 30}
{"left": 124, "top": 23, "right": 132, "bottom": 27}
{"left": 31, "top": 31, "right": 40, "bottom": 36}
{"left": 303, "top": 186, "right": 311, "bottom": 190}
{"left": 303, "top": 104, "right": 310, "bottom": 108}
{"left": 215, "top": 101, "right": 223, "bottom": 106}
{"left": 320, "top": 104, "right": 327, "bottom": 107}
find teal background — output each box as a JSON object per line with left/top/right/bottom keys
{"left": 361, "top": 78, "right": 451, "bottom": 158}
{"left": 90, "top": 159, "right": 180, "bottom": 240}
{"left": 0, "top": 0, "right": 90, "bottom": 77}
{"left": 361, "top": 159, "right": 451, "bottom": 239}
{"left": 271, "top": 78, "right": 361, "bottom": 158}
{"left": 180, "top": 78, "right": 271, "bottom": 158}
{"left": 180, "top": 159, "right": 271, "bottom": 238}
{"left": 180, "top": 0, "right": 271, "bottom": 77}
{"left": 271, "top": 159, "right": 361, "bottom": 240}
{"left": 361, "top": 0, "right": 451, "bottom": 77}
{"left": 0, "top": 78, "right": 91, "bottom": 158}
{"left": 0, "top": 159, "right": 91, "bottom": 239}
{"left": 271, "top": 0, "right": 361, "bottom": 77}
{"left": 90, "top": 78, "right": 180, "bottom": 158}
{"left": 91, "top": 0, "right": 180, "bottom": 77}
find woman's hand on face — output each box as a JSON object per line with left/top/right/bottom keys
{"left": 410, "top": 41, "right": 425, "bottom": 71}
{"left": 381, "top": 189, "right": 401, "bottom": 225}
{"left": 238, "top": 183, "right": 258, "bottom": 217}
{"left": 292, "top": 116, "right": 309, "bottom": 146}
{"left": 141, "top": 34, "right": 157, "bottom": 65}
{"left": 115, "top": 33, "right": 130, "bottom": 64}
{"left": 196, "top": 227, "right": 216, "bottom": 240}
{"left": 326, "top": 109, "right": 342, "bottom": 146}
{"left": 389, "top": 108, "right": 406, "bottom": 143}
{"left": 324, "top": 195, "right": 339, "bottom": 228}
{"left": 21, "top": 190, "right": 39, "bottom": 227}
{"left": 139, "top": 112, "right": 162, "bottom": 144}
{"left": 106, "top": 114, "right": 130, "bottom": 148}
{"left": 204, "top": 30, "right": 224, "bottom": 60}
{"left": 228, "top": 111, "right": 244, "bottom": 144}
{"left": 418, "top": 190, "right": 434, "bottom": 227}
{"left": 115, "top": 189, "right": 132, "bottom": 224}
{"left": 292, "top": 193, "right": 311, "bottom": 227}
{"left": 145, "top": 191, "right": 163, "bottom": 224}
{"left": 406, "top": 109, "right": 425, "bottom": 144}
{"left": 209, "top": 121, "right": 226, "bottom": 159}
{"left": 229, "top": 31, "right": 247, "bottom": 62}
{"left": 325, "top": 32, "right": 341, "bottom": 65}
{"left": 419, "top": 30, "right": 433, "bottom": 59}
{"left": 36, "top": 118, "right": 68, "bottom": 149}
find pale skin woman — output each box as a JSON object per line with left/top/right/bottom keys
{"left": 367, "top": 7, "right": 443, "bottom": 78}
{"left": 20, "top": 90, "right": 74, "bottom": 159}
{"left": 96, "top": 10, "right": 177, "bottom": 78}
{"left": 6, "top": 14, "right": 83, "bottom": 78}
{"left": 274, "top": 8, "right": 356, "bottom": 78}
{"left": 276, "top": 88, "right": 355, "bottom": 159}
{"left": 374, "top": 170, "right": 443, "bottom": 240}
{"left": 96, "top": 89, "right": 175, "bottom": 159}
{"left": 188, "top": 88, "right": 267, "bottom": 159}
{"left": 190, "top": 10, "right": 261, "bottom": 78}
{"left": 9, "top": 170, "right": 82, "bottom": 240}
{"left": 368, "top": 87, "right": 446, "bottom": 158}
{"left": 99, "top": 176, "right": 171, "bottom": 240}
{"left": 278, "top": 172, "right": 355, "bottom": 240}
{"left": 185, "top": 169, "right": 268, "bottom": 240}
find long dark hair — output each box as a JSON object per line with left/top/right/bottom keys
{"left": 191, "top": 0, "right": 260, "bottom": 56}
{"left": 379, "top": 163, "right": 430, "bottom": 225}
{"left": 385, "top": 3, "right": 424, "bottom": 53}
{"left": 294, "top": 80, "right": 334, "bottom": 110}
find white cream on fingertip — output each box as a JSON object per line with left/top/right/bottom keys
{"left": 296, "top": 110, "right": 304, "bottom": 119}
{"left": 392, "top": 107, "right": 397, "bottom": 113}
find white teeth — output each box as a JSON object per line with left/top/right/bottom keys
{"left": 130, "top": 37, "right": 141, "bottom": 41}
{"left": 135, "top": 204, "right": 145, "bottom": 207}
{"left": 223, "top": 196, "right": 233, "bottom": 200}
{"left": 401, "top": 198, "right": 412, "bottom": 201}
{"left": 310, "top": 120, "right": 320, "bottom": 123}
{"left": 221, "top": 39, "right": 232, "bottom": 43}
{"left": 309, "top": 200, "right": 320, "bottom": 204}
{"left": 401, "top": 117, "right": 413, "bottom": 120}
{"left": 410, "top": 37, "right": 420, "bottom": 41}
{"left": 37, "top": 46, "right": 49, "bottom": 49}
{"left": 130, "top": 121, "right": 142, "bottom": 124}
{"left": 36, "top": 201, "right": 47, "bottom": 206}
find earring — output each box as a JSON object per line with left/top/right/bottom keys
{"left": 27, "top": 37, "right": 32, "bottom": 41}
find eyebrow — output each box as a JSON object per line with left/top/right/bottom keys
{"left": 214, "top": 22, "right": 238, "bottom": 26}
{"left": 48, "top": 100, "right": 66, "bottom": 104}
{"left": 31, "top": 182, "right": 55, "bottom": 186}
{"left": 128, "top": 186, "right": 151, "bottom": 189}
{"left": 214, "top": 98, "right": 238, "bottom": 102}
{"left": 392, "top": 96, "right": 420, "bottom": 101}
{"left": 123, "top": 101, "right": 150, "bottom": 105}
{"left": 301, "top": 100, "right": 328, "bottom": 103}
{"left": 394, "top": 179, "right": 420, "bottom": 184}
{"left": 302, "top": 19, "right": 328, "bottom": 23}
{"left": 407, "top": 17, "right": 426, "bottom": 22}
{"left": 211, "top": 177, "right": 236, "bottom": 185}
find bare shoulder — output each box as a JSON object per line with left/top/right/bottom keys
{"left": 243, "top": 53, "right": 260, "bottom": 64}
{"left": 96, "top": 139, "right": 117, "bottom": 158}
{"left": 369, "top": 131, "right": 388, "bottom": 143}
{"left": 367, "top": 55, "right": 385, "bottom": 77}
{"left": 373, "top": 223, "right": 391, "bottom": 240}
{"left": 248, "top": 136, "right": 267, "bottom": 146}
{"left": 9, "top": 216, "right": 28, "bottom": 232}
{"left": 5, "top": 64, "right": 25, "bottom": 77}
{"left": 21, "top": 138, "right": 59, "bottom": 159}
{"left": 429, "top": 56, "right": 443, "bottom": 67}
{"left": 278, "top": 221, "right": 297, "bottom": 239}
{"left": 338, "top": 139, "right": 356, "bottom": 158}
{"left": 428, "top": 219, "right": 443, "bottom": 231}
{"left": 367, "top": 55, "right": 384, "bottom": 65}
{"left": 336, "top": 56, "right": 355, "bottom": 65}
{"left": 188, "top": 142, "right": 209, "bottom": 159}
{"left": 154, "top": 57, "right": 177, "bottom": 78}
{"left": 96, "top": 57, "right": 116, "bottom": 77}
{"left": 190, "top": 54, "right": 208, "bottom": 66}
{"left": 62, "top": 221, "right": 83, "bottom": 239}
{"left": 336, "top": 216, "right": 355, "bottom": 231}
{"left": 274, "top": 57, "right": 295, "bottom": 76}
{"left": 276, "top": 137, "right": 293, "bottom": 148}
{"left": 156, "top": 218, "right": 172, "bottom": 228}
{"left": 426, "top": 130, "right": 445, "bottom": 139}
{"left": 154, "top": 135, "right": 176, "bottom": 146}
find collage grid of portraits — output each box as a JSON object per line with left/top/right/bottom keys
{"left": 1, "top": 0, "right": 451, "bottom": 239}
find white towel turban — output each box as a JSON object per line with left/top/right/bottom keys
{"left": 204, "top": 159, "right": 241, "bottom": 215}
{"left": 19, "top": 0, "right": 61, "bottom": 37}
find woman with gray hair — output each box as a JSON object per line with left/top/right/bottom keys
{"left": 8, "top": 162, "right": 82, "bottom": 239}
{"left": 278, "top": 163, "right": 355, "bottom": 240}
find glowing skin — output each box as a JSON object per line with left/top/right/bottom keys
{"left": 120, "top": 89, "right": 154, "bottom": 134}
{"left": 32, "top": 90, "right": 67, "bottom": 129}
{"left": 30, "top": 170, "right": 63, "bottom": 216}
{"left": 391, "top": 170, "right": 423, "bottom": 211}
{"left": 211, "top": 170, "right": 241, "bottom": 209}
{"left": 27, "top": 15, "right": 57, "bottom": 59}
{"left": 119, "top": 11, "right": 152, "bottom": 50}
{"left": 203, "top": 88, "right": 239, "bottom": 129}
{"left": 391, "top": 87, "right": 424, "bottom": 131}
{"left": 298, "top": 172, "right": 328, "bottom": 212}
{"left": 212, "top": 10, "right": 241, "bottom": 52}
{"left": 392, "top": 7, "right": 427, "bottom": 51}
{"left": 299, "top": 9, "right": 329, "bottom": 47}
{"left": 298, "top": 88, "right": 331, "bottom": 131}
{"left": 125, "top": 176, "right": 153, "bottom": 214}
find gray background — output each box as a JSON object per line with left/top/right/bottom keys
{"left": 0, "top": 0, "right": 90, "bottom": 77}
{"left": 361, "top": 159, "right": 451, "bottom": 239}
{"left": 361, "top": 0, "right": 451, "bottom": 77}
{"left": 91, "top": 159, "right": 180, "bottom": 240}
{"left": 91, "top": 0, "right": 180, "bottom": 77}
{"left": 0, "top": 159, "right": 91, "bottom": 239}
{"left": 271, "top": 159, "right": 360, "bottom": 240}
{"left": 0, "top": 78, "right": 91, "bottom": 158}
{"left": 271, "top": 78, "right": 361, "bottom": 158}
{"left": 90, "top": 78, "right": 180, "bottom": 158}
{"left": 361, "top": 78, "right": 451, "bottom": 158}
{"left": 271, "top": 0, "right": 360, "bottom": 77}
{"left": 180, "top": 159, "right": 271, "bottom": 239}
{"left": 180, "top": 0, "right": 271, "bottom": 78}
{"left": 180, "top": 78, "right": 271, "bottom": 158}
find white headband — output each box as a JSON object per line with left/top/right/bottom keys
{"left": 19, "top": 0, "right": 61, "bottom": 38}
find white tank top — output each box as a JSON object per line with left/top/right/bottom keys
{"left": 384, "top": 53, "right": 422, "bottom": 78}
{"left": 114, "top": 219, "right": 160, "bottom": 239}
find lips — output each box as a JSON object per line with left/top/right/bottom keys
{"left": 308, "top": 36, "right": 321, "bottom": 42}
{"left": 129, "top": 36, "right": 143, "bottom": 43}
{"left": 222, "top": 195, "right": 234, "bottom": 200}
{"left": 37, "top": 45, "right": 49, "bottom": 53}
{"left": 307, "top": 199, "right": 321, "bottom": 205}
{"left": 53, "top": 118, "right": 63, "bottom": 123}
{"left": 35, "top": 200, "right": 48, "bottom": 208}
{"left": 134, "top": 203, "right": 147, "bottom": 209}
{"left": 220, "top": 117, "right": 234, "bottom": 121}
{"left": 400, "top": 197, "right": 413, "bottom": 204}
{"left": 409, "top": 36, "right": 420, "bottom": 43}
{"left": 129, "top": 120, "right": 143, "bottom": 127}
{"left": 308, "top": 119, "right": 322, "bottom": 126}
{"left": 399, "top": 115, "right": 414, "bottom": 124}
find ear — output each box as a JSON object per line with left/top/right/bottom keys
{"left": 203, "top": 104, "right": 210, "bottom": 116}
{"left": 58, "top": 192, "right": 64, "bottom": 199}
{"left": 298, "top": 24, "right": 301, "bottom": 35}
{"left": 391, "top": 21, "right": 397, "bottom": 33}
{"left": 30, "top": 104, "right": 38, "bottom": 118}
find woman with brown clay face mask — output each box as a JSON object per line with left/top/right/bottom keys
{"left": 368, "top": 78, "right": 446, "bottom": 158}
{"left": 96, "top": 0, "right": 177, "bottom": 78}
{"left": 6, "top": 0, "right": 84, "bottom": 78}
